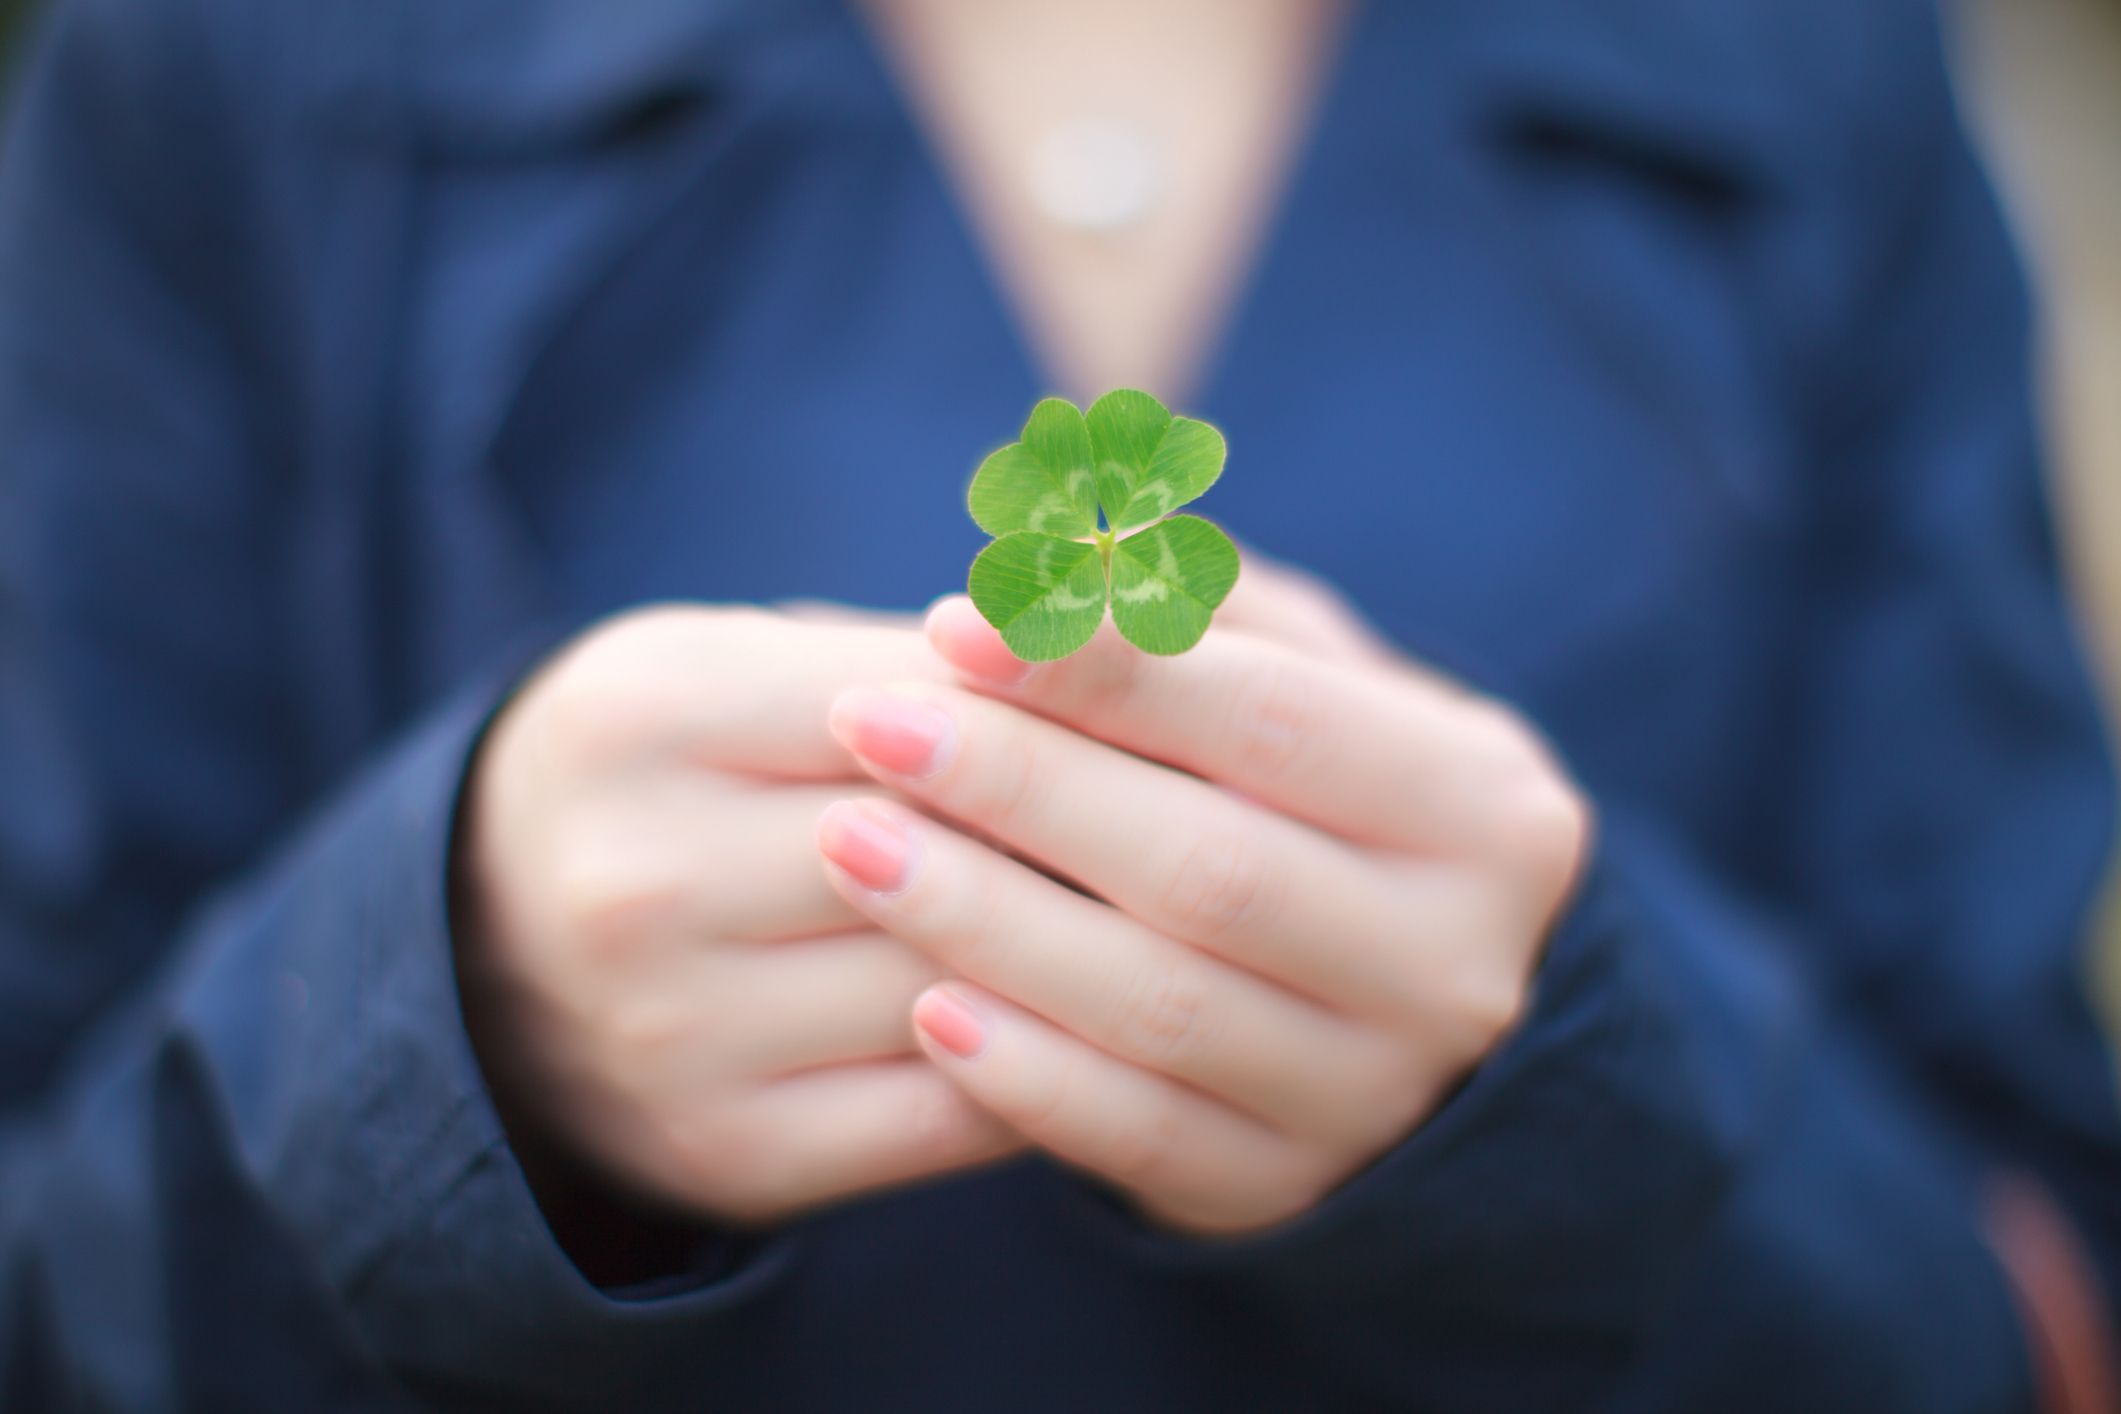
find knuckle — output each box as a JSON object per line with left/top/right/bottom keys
{"left": 969, "top": 728, "right": 1055, "bottom": 835}
{"left": 1264, "top": 1159, "right": 1340, "bottom": 1225}
{"left": 552, "top": 842, "right": 676, "bottom": 962}
{"left": 1341, "top": 1044, "right": 1432, "bottom": 1133}
{"left": 1458, "top": 695, "right": 1537, "bottom": 763}
{"left": 611, "top": 601, "right": 759, "bottom": 657}
{"left": 659, "top": 1109, "right": 741, "bottom": 1200}
{"left": 1461, "top": 703, "right": 1589, "bottom": 890}
{"left": 1112, "top": 963, "right": 1218, "bottom": 1069}
{"left": 1334, "top": 1044, "right": 1405, "bottom": 1120}
{"left": 529, "top": 604, "right": 753, "bottom": 768}
{"left": 1101, "top": 1093, "right": 1183, "bottom": 1188}
{"left": 1452, "top": 960, "right": 1534, "bottom": 1060}
{"left": 1160, "top": 828, "right": 1277, "bottom": 941}
{"left": 1158, "top": 1152, "right": 1336, "bottom": 1236}
{"left": 533, "top": 659, "right": 653, "bottom": 770}
{"left": 583, "top": 604, "right": 678, "bottom": 664}
{"left": 911, "top": 860, "right": 1012, "bottom": 974}
{"left": 1288, "top": 573, "right": 1347, "bottom": 622}
{"left": 1008, "top": 1053, "right": 1079, "bottom": 1139}
{"left": 529, "top": 668, "right": 613, "bottom": 762}
{"left": 1224, "top": 659, "right": 1325, "bottom": 779}
{"left": 1055, "top": 644, "right": 1141, "bottom": 722}
{"left": 902, "top": 1078, "right": 973, "bottom": 1160}
{"left": 1506, "top": 776, "right": 1591, "bottom": 903}
{"left": 694, "top": 1112, "right": 794, "bottom": 1219}
{"left": 601, "top": 996, "right": 683, "bottom": 1064}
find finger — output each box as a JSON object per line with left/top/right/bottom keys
{"left": 816, "top": 799, "right": 1374, "bottom": 1135}
{"left": 710, "top": 931, "right": 950, "bottom": 1076}
{"left": 825, "top": 683, "right": 1406, "bottom": 1011}
{"left": 563, "top": 606, "right": 952, "bottom": 779}
{"left": 692, "top": 615, "right": 953, "bottom": 778}
{"left": 564, "top": 783, "right": 892, "bottom": 942}
{"left": 908, "top": 982, "right": 1322, "bottom": 1236}
{"left": 772, "top": 599, "right": 924, "bottom": 631}
{"left": 1210, "top": 549, "right": 1401, "bottom": 668}
{"left": 681, "top": 780, "right": 1052, "bottom": 938}
{"left": 705, "top": 784, "right": 916, "bottom": 940}
{"left": 918, "top": 569, "right": 1386, "bottom": 677}
{"left": 924, "top": 596, "right": 1526, "bottom": 854}
{"left": 714, "top": 1059, "right": 1024, "bottom": 1219}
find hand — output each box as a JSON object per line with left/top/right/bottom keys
{"left": 814, "top": 596, "right": 1590, "bottom": 1237}
{"left": 1209, "top": 546, "right": 1405, "bottom": 671}
{"left": 453, "top": 605, "right": 1023, "bottom": 1227}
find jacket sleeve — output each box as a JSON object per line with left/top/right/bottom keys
{"left": 0, "top": 5, "right": 792, "bottom": 1409}
{"left": 1052, "top": 8, "right": 2121, "bottom": 1412}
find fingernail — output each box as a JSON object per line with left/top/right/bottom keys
{"left": 913, "top": 984, "right": 989, "bottom": 1060}
{"left": 817, "top": 801, "right": 917, "bottom": 893}
{"left": 829, "top": 689, "right": 956, "bottom": 777}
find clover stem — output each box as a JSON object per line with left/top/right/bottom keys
{"left": 1094, "top": 527, "right": 1115, "bottom": 578}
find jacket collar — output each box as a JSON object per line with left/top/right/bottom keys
{"left": 317, "top": 0, "right": 1799, "bottom": 175}
{"left": 318, "top": 0, "right": 830, "bottom": 156}
{"left": 1433, "top": 0, "right": 1808, "bottom": 200}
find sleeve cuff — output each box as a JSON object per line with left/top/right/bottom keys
{"left": 166, "top": 655, "right": 801, "bottom": 1402}
{"left": 1050, "top": 810, "right": 2049, "bottom": 1409}
{"left": 1060, "top": 815, "right": 1769, "bottom": 1341}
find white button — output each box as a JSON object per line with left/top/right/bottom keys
{"left": 1029, "top": 116, "right": 1164, "bottom": 233}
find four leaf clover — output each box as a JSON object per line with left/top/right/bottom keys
{"left": 965, "top": 390, "right": 1240, "bottom": 661}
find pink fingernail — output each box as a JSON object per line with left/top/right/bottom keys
{"left": 829, "top": 689, "right": 956, "bottom": 777}
{"left": 914, "top": 985, "right": 989, "bottom": 1060}
{"left": 817, "top": 801, "right": 917, "bottom": 893}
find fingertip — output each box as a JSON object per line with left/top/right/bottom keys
{"left": 920, "top": 595, "right": 978, "bottom": 641}
{"left": 920, "top": 592, "right": 967, "bottom": 624}
{"left": 824, "top": 686, "right": 864, "bottom": 753}
{"left": 815, "top": 797, "right": 918, "bottom": 894}
{"left": 925, "top": 597, "right": 1034, "bottom": 687}
{"left": 912, "top": 982, "right": 992, "bottom": 1061}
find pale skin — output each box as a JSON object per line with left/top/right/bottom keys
{"left": 456, "top": 560, "right": 1592, "bottom": 1237}
{"left": 453, "top": 607, "right": 1020, "bottom": 1223}
{"left": 856, "top": 0, "right": 1346, "bottom": 400}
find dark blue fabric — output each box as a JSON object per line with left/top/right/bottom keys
{"left": 2, "top": 0, "right": 2117, "bottom": 1408}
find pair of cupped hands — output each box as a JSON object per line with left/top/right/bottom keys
{"left": 455, "top": 559, "right": 1590, "bottom": 1241}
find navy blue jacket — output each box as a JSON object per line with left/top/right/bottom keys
{"left": 4, "top": 0, "right": 2119, "bottom": 1408}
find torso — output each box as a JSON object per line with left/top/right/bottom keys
{"left": 381, "top": 0, "right": 1793, "bottom": 849}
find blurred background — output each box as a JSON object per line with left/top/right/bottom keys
{"left": 0, "top": 0, "right": 2115, "bottom": 984}
{"left": 1951, "top": 0, "right": 2121, "bottom": 1018}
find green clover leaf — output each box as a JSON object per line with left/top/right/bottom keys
{"left": 1087, "top": 388, "right": 1226, "bottom": 534}
{"left": 966, "top": 390, "right": 1240, "bottom": 661}
{"left": 966, "top": 397, "right": 1100, "bottom": 540}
